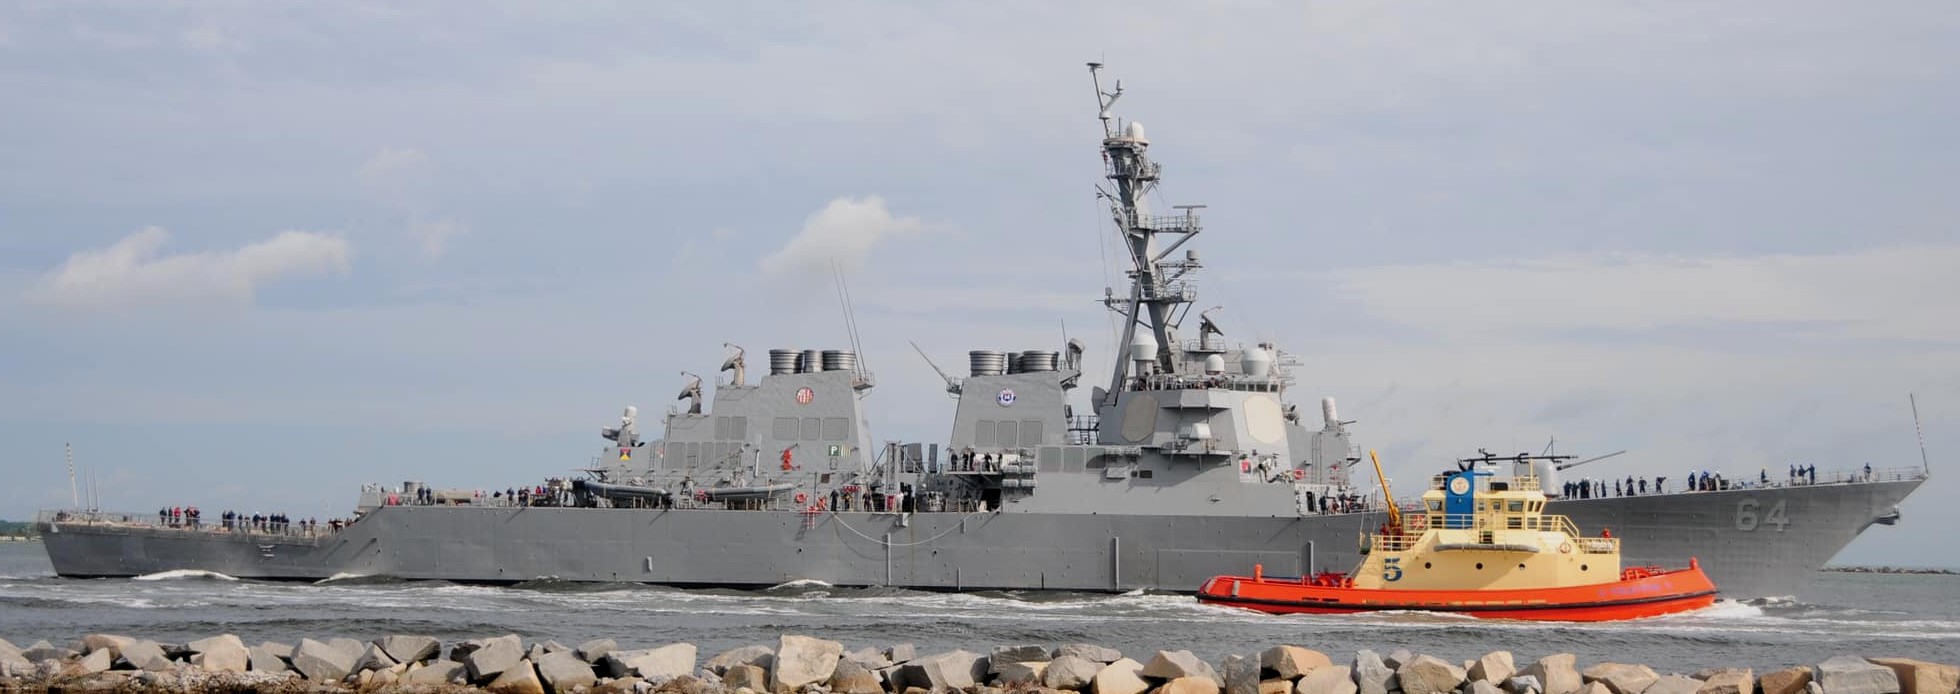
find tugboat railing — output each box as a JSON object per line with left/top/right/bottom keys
{"left": 1373, "top": 512, "right": 1617, "bottom": 553}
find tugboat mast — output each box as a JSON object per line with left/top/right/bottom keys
{"left": 1088, "top": 63, "right": 1205, "bottom": 407}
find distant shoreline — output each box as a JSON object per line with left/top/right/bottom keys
{"left": 1822, "top": 565, "right": 1958, "bottom": 575}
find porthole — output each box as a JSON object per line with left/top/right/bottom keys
{"left": 1424, "top": 562, "right": 1433, "bottom": 569}
{"left": 1580, "top": 564, "right": 1589, "bottom": 571}
{"left": 1517, "top": 563, "right": 1526, "bottom": 570}
{"left": 1475, "top": 563, "right": 1484, "bottom": 570}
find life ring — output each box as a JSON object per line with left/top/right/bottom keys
{"left": 1559, "top": 542, "right": 1573, "bottom": 554}
{"left": 794, "top": 491, "right": 808, "bottom": 505}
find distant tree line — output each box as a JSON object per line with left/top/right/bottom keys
{"left": 0, "top": 520, "right": 39, "bottom": 538}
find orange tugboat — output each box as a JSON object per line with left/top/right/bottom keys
{"left": 1197, "top": 451, "right": 1717, "bottom": 621}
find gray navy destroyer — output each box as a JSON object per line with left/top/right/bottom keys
{"left": 38, "top": 65, "right": 1928, "bottom": 599}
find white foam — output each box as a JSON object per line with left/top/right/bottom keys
{"left": 133, "top": 569, "right": 238, "bottom": 582}
{"left": 769, "top": 578, "right": 834, "bottom": 590}
{"left": 314, "top": 572, "right": 371, "bottom": 584}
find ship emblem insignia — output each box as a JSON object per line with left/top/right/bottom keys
{"left": 997, "top": 389, "right": 1017, "bottom": 407}
{"left": 795, "top": 387, "right": 815, "bottom": 405}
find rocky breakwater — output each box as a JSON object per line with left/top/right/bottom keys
{"left": 1, "top": 634, "right": 1956, "bottom": 694}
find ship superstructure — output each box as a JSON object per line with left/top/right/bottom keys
{"left": 37, "top": 65, "right": 1927, "bottom": 598}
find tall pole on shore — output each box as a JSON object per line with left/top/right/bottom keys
{"left": 66, "top": 443, "right": 79, "bottom": 508}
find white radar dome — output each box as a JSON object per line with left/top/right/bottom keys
{"left": 1125, "top": 121, "right": 1148, "bottom": 143}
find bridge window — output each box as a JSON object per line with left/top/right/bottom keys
{"left": 823, "top": 417, "right": 848, "bottom": 441}
{"left": 1021, "top": 420, "right": 1044, "bottom": 446}
{"left": 996, "top": 421, "right": 1019, "bottom": 448}
{"left": 1507, "top": 500, "right": 1525, "bottom": 512}
{"left": 975, "top": 421, "right": 996, "bottom": 446}
{"left": 773, "top": 417, "right": 796, "bottom": 441}
{"left": 731, "top": 416, "right": 747, "bottom": 440}
{"left": 801, "top": 417, "right": 822, "bottom": 441}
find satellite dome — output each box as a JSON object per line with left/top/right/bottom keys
{"left": 1124, "top": 121, "right": 1148, "bottom": 143}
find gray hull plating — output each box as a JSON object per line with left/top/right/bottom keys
{"left": 39, "top": 477, "right": 1921, "bottom": 598}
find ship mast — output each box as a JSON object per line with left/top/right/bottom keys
{"left": 1088, "top": 63, "right": 1205, "bottom": 407}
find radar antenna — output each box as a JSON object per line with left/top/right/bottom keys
{"left": 676, "top": 372, "right": 704, "bottom": 415}
{"left": 721, "top": 344, "right": 747, "bottom": 387}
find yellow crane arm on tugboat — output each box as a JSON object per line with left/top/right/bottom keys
{"left": 1370, "top": 449, "right": 1401, "bottom": 532}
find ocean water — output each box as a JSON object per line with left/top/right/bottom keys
{"left": 0, "top": 542, "right": 1953, "bottom": 672}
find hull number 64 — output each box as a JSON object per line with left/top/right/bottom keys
{"left": 1736, "top": 499, "right": 1790, "bottom": 532}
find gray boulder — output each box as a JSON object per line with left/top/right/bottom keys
{"left": 537, "top": 650, "right": 599, "bottom": 693}
{"left": 1696, "top": 670, "right": 1754, "bottom": 694}
{"left": 21, "top": 640, "right": 76, "bottom": 662}
{"left": 405, "top": 660, "right": 466, "bottom": 686}
{"left": 1471, "top": 652, "right": 1517, "bottom": 684}
{"left": 1468, "top": 682, "right": 1507, "bottom": 694}
{"left": 895, "top": 649, "right": 986, "bottom": 692}
{"left": 1354, "top": 650, "right": 1398, "bottom": 694}
{"left": 890, "top": 643, "right": 918, "bottom": 664}
{"left": 1507, "top": 675, "right": 1544, "bottom": 694}
{"left": 1147, "top": 650, "right": 1222, "bottom": 683}
{"left": 1060, "top": 644, "right": 1124, "bottom": 664}
{"left": 1095, "top": 658, "right": 1152, "bottom": 694}
{"left": 576, "top": 638, "right": 617, "bottom": 665}
{"left": 1646, "top": 676, "right": 1702, "bottom": 694}
{"left": 379, "top": 634, "right": 441, "bottom": 664}
{"left": 1045, "top": 654, "right": 1105, "bottom": 691}
{"left": 1399, "top": 655, "right": 1468, "bottom": 694}
{"left": 292, "top": 637, "right": 361, "bottom": 682}
{"left": 1524, "top": 655, "right": 1584, "bottom": 694}
{"left": 73, "top": 648, "right": 115, "bottom": 676}
{"left": 249, "top": 642, "right": 291, "bottom": 673}
{"left": 997, "top": 661, "right": 1049, "bottom": 685}
{"left": 1297, "top": 666, "right": 1358, "bottom": 694}
{"left": 488, "top": 658, "right": 546, "bottom": 694}
{"left": 706, "top": 644, "right": 774, "bottom": 675}
{"left": 190, "top": 635, "right": 250, "bottom": 674}
{"left": 1584, "top": 663, "right": 1661, "bottom": 694}
{"left": 79, "top": 634, "right": 136, "bottom": 657}
{"left": 354, "top": 643, "right": 400, "bottom": 673}
{"left": 724, "top": 663, "right": 769, "bottom": 691}
{"left": 1817, "top": 657, "right": 1901, "bottom": 694}
{"left": 121, "top": 639, "right": 177, "bottom": 672}
{"left": 1868, "top": 658, "right": 1958, "bottom": 694}
{"left": 621, "top": 643, "right": 697, "bottom": 681}
{"left": 993, "top": 644, "right": 1053, "bottom": 671}
{"left": 847, "top": 647, "right": 894, "bottom": 670}
{"left": 467, "top": 634, "right": 527, "bottom": 682}
{"left": 1264, "top": 646, "right": 1334, "bottom": 679}
{"left": 1225, "top": 654, "right": 1262, "bottom": 694}
{"left": 1386, "top": 650, "right": 1415, "bottom": 670}
{"left": 830, "top": 658, "right": 886, "bottom": 694}
{"left": 773, "top": 635, "right": 845, "bottom": 693}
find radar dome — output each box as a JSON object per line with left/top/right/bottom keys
{"left": 1203, "top": 354, "right": 1225, "bottom": 374}
{"left": 1242, "top": 348, "right": 1273, "bottom": 377}
{"left": 1129, "top": 333, "right": 1158, "bottom": 362}
{"left": 1125, "top": 121, "right": 1148, "bottom": 143}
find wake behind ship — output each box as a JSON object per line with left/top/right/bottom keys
{"left": 38, "top": 65, "right": 1928, "bottom": 599}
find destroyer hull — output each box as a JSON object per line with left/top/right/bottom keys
{"left": 39, "top": 478, "right": 1920, "bottom": 598}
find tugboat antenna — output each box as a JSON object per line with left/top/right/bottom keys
{"left": 1911, "top": 393, "right": 1931, "bottom": 474}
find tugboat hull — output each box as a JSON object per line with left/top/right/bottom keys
{"left": 1197, "top": 564, "right": 1717, "bottom": 622}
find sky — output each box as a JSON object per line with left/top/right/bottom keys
{"left": 1, "top": 2, "right": 1956, "bottom": 568}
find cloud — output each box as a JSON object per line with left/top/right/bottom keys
{"left": 357, "top": 147, "right": 432, "bottom": 199}
{"left": 1329, "top": 245, "right": 1960, "bottom": 342}
{"left": 411, "top": 220, "right": 467, "bottom": 259}
{"left": 34, "top": 227, "right": 351, "bottom": 310}
{"left": 758, "top": 196, "right": 930, "bottom": 277}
